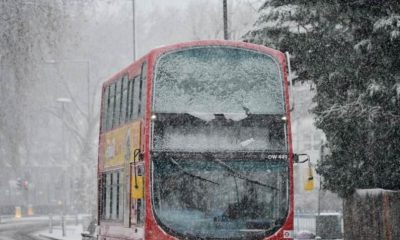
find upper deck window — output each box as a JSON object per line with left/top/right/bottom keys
{"left": 100, "top": 61, "right": 147, "bottom": 132}
{"left": 153, "top": 46, "right": 284, "bottom": 115}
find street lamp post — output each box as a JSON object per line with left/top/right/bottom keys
{"left": 223, "top": 0, "right": 228, "bottom": 40}
{"left": 132, "top": 0, "right": 136, "bottom": 61}
{"left": 45, "top": 59, "right": 91, "bottom": 216}
{"left": 56, "top": 97, "right": 71, "bottom": 237}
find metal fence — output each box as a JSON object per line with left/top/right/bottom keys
{"left": 295, "top": 213, "right": 317, "bottom": 233}
{"left": 295, "top": 212, "right": 344, "bottom": 239}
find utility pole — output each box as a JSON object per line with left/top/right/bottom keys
{"left": 132, "top": 0, "right": 136, "bottom": 60}
{"left": 223, "top": 0, "right": 228, "bottom": 40}
{"left": 318, "top": 143, "right": 325, "bottom": 216}
{"left": 86, "top": 61, "right": 90, "bottom": 117}
{"left": 56, "top": 97, "right": 71, "bottom": 224}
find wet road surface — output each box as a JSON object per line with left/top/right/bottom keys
{"left": 0, "top": 220, "right": 48, "bottom": 240}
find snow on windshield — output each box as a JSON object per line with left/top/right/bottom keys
{"left": 153, "top": 46, "right": 285, "bottom": 115}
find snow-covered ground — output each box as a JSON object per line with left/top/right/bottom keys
{"left": 36, "top": 225, "right": 83, "bottom": 240}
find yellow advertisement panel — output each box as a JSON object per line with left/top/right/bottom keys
{"left": 104, "top": 121, "right": 141, "bottom": 168}
{"left": 131, "top": 176, "right": 144, "bottom": 199}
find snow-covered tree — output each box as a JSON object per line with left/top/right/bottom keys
{"left": 0, "top": 0, "right": 97, "bottom": 211}
{"left": 0, "top": 0, "right": 66, "bottom": 171}
{"left": 246, "top": 1, "right": 400, "bottom": 197}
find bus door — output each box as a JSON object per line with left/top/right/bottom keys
{"left": 130, "top": 163, "right": 144, "bottom": 226}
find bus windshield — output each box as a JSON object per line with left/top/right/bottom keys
{"left": 151, "top": 46, "right": 289, "bottom": 239}
{"left": 152, "top": 152, "right": 289, "bottom": 240}
{"left": 153, "top": 46, "right": 284, "bottom": 115}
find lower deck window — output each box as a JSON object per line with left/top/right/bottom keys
{"left": 101, "top": 169, "right": 124, "bottom": 221}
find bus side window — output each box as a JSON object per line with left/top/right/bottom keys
{"left": 133, "top": 76, "right": 140, "bottom": 120}
{"left": 101, "top": 86, "right": 109, "bottom": 132}
{"left": 100, "top": 173, "right": 106, "bottom": 219}
{"left": 138, "top": 62, "right": 147, "bottom": 117}
{"left": 102, "top": 170, "right": 124, "bottom": 221}
{"left": 128, "top": 77, "right": 137, "bottom": 121}
{"left": 114, "top": 79, "right": 122, "bottom": 128}
{"left": 105, "top": 172, "right": 111, "bottom": 219}
{"left": 125, "top": 78, "right": 132, "bottom": 122}
{"left": 120, "top": 75, "right": 128, "bottom": 124}
{"left": 107, "top": 83, "right": 116, "bottom": 130}
{"left": 117, "top": 170, "right": 124, "bottom": 221}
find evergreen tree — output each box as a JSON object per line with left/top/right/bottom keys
{"left": 245, "top": 1, "right": 400, "bottom": 197}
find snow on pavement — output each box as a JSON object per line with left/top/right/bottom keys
{"left": 36, "top": 225, "right": 83, "bottom": 240}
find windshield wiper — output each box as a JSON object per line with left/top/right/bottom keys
{"left": 169, "top": 157, "right": 219, "bottom": 185}
{"left": 202, "top": 153, "right": 277, "bottom": 191}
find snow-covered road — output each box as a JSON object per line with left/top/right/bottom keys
{"left": 0, "top": 220, "right": 48, "bottom": 240}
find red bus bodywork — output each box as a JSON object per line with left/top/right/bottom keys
{"left": 98, "top": 40, "right": 294, "bottom": 240}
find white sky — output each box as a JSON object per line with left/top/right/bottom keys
{"left": 139, "top": 0, "right": 262, "bottom": 13}
{"left": 140, "top": 0, "right": 192, "bottom": 10}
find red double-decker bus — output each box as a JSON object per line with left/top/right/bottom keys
{"left": 97, "top": 40, "right": 294, "bottom": 240}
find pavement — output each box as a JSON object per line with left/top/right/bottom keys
{"left": 36, "top": 225, "right": 83, "bottom": 240}
{"left": 0, "top": 214, "right": 92, "bottom": 240}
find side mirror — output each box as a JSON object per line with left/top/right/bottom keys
{"left": 293, "top": 153, "right": 314, "bottom": 191}
{"left": 131, "top": 176, "right": 144, "bottom": 199}
{"left": 133, "top": 149, "right": 144, "bottom": 162}
{"left": 304, "top": 164, "right": 314, "bottom": 192}
{"left": 293, "top": 153, "right": 309, "bottom": 163}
